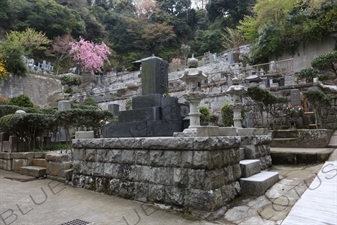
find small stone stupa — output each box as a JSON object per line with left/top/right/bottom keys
{"left": 226, "top": 76, "right": 247, "bottom": 128}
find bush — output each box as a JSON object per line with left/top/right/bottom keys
{"left": 8, "top": 94, "right": 34, "bottom": 108}
{"left": 64, "top": 87, "right": 73, "bottom": 94}
{"left": 298, "top": 68, "right": 319, "bottom": 83}
{"left": 199, "top": 106, "right": 211, "bottom": 124}
{"left": 58, "top": 73, "right": 82, "bottom": 86}
{"left": 210, "top": 114, "right": 219, "bottom": 125}
{"left": 311, "top": 50, "right": 337, "bottom": 77}
{"left": 0, "top": 95, "right": 9, "bottom": 105}
{"left": 125, "top": 97, "right": 132, "bottom": 110}
{"left": 221, "top": 103, "right": 233, "bottom": 127}
{"left": 83, "top": 97, "right": 98, "bottom": 107}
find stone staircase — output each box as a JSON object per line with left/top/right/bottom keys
{"left": 239, "top": 159, "right": 279, "bottom": 196}
{"left": 20, "top": 158, "right": 47, "bottom": 178}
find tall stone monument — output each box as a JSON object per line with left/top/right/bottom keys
{"left": 103, "top": 55, "right": 186, "bottom": 137}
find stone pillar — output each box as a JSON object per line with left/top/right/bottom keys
{"left": 188, "top": 99, "right": 201, "bottom": 128}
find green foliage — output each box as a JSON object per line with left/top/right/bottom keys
{"left": 239, "top": 0, "right": 337, "bottom": 62}
{"left": 221, "top": 103, "right": 233, "bottom": 127}
{"left": 64, "top": 88, "right": 73, "bottom": 94}
{"left": 0, "top": 43, "right": 27, "bottom": 76}
{"left": 199, "top": 106, "right": 211, "bottom": 124}
{"left": 8, "top": 95, "right": 34, "bottom": 108}
{"left": 247, "top": 86, "right": 285, "bottom": 106}
{"left": 0, "top": 113, "right": 55, "bottom": 151}
{"left": 56, "top": 108, "right": 115, "bottom": 131}
{"left": 298, "top": 68, "right": 319, "bottom": 83}
{"left": 210, "top": 114, "right": 219, "bottom": 125}
{"left": 303, "top": 90, "right": 331, "bottom": 128}
{"left": 303, "top": 90, "right": 331, "bottom": 106}
{"left": 311, "top": 50, "right": 337, "bottom": 77}
{"left": 83, "top": 97, "right": 98, "bottom": 107}
{"left": 193, "top": 29, "right": 223, "bottom": 55}
{"left": 33, "top": 143, "right": 71, "bottom": 152}
{"left": 58, "top": 74, "right": 83, "bottom": 86}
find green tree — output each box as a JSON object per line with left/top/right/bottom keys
{"left": 6, "top": 28, "right": 51, "bottom": 57}
{"left": 311, "top": 51, "right": 337, "bottom": 77}
{"left": 206, "top": 0, "right": 256, "bottom": 28}
{"left": 0, "top": 113, "right": 55, "bottom": 151}
{"left": 14, "top": 0, "right": 85, "bottom": 38}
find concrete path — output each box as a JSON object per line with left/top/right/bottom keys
{"left": 1, "top": 161, "right": 336, "bottom": 225}
{"left": 218, "top": 163, "right": 326, "bottom": 225}
{"left": 0, "top": 170, "right": 216, "bottom": 225}
{"left": 282, "top": 161, "right": 337, "bottom": 225}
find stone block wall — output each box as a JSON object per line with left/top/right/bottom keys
{"left": 71, "top": 135, "right": 271, "bottom": 220}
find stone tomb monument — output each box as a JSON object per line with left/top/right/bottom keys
{"left": 104, "top": 55, "right": 186, "bottom": 137}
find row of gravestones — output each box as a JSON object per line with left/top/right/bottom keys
{"left": 22, "top": 56, "right": 54, "bottom": 74}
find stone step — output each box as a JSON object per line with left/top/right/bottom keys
{"left": 240, "top": 159, "right": 261, "bottom": 178}
{"left": 270, "top": 147, "right": 334, "bottom": 165}
{"left": 240, "top": 171, "right": 279, "bottom": 196}
{"left": 270, "top": 138, "right": 298, "bottom": 147}
{"left": 33, "top": 158, "right": 48, "bottom": 167}
{"left": 272, "top": 130, "right": 298, "bottom": 138}
{"left": 20, "top": 166, "right": 46, "bottom": 178}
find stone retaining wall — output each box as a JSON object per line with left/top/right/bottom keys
{"left": 71, "top": 134, "right": 272, "bottom": 220}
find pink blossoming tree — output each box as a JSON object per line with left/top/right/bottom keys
{"left": 69, "top": 37, "right": 111, "bottom": 75}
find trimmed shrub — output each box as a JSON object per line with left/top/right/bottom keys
{"left": 8, "top": 94, "right": 34, "bottom": 108}
{"left": 199, "top": 106, "right": 211, "bottom": 124}
{"left": 221, "top": 103, "right": 233, "bottom": 127}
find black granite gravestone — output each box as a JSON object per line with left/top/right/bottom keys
{"left": 103, "top": 55, "right": 187, "bottom": 137}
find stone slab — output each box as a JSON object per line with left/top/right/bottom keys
{"left": 240, "top": 171, "right": 279, "bottom": 196}
{"left": 240, "top": 159, "right": 261, "bottom": 178}
{"left": 237, "top": 128, "right": 270, "bottom": 136}
{"left": 45, "top": 153, "right": 69, "bottom": 162}
{"left": 219, "top": 127, "right": 237, "bottom": 136}
{"left": 75, "top": 131, "right": 95, "bottom": 139}
{"left": 197, "top": 126, "right": 220, "bottom": 137}
{"left": 20, "top": 166, "right": 46, "bottom": 178}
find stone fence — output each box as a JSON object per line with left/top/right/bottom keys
{"left": 71, "top": 130, "right": 272, "bottom": 220}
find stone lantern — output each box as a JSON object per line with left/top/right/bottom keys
{"left": 180, "top": 55, "right": 207, "bottom": 131}
{"left": 226, "top": 76, "right": 247, "bottom": 128}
